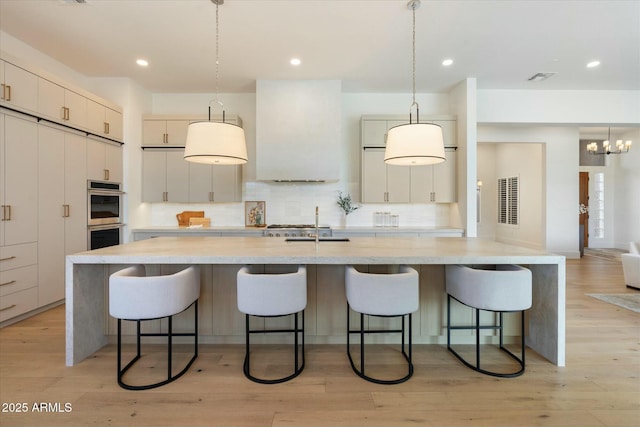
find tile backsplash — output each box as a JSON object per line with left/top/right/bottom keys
{"left": 150, "top": 181, "right": 454, "bottom": 227}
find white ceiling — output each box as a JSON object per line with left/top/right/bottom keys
{"left": 1, "top": 0, "right": 639, "bottom": 94}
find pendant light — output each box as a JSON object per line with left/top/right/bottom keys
{"left": 384, "top": 0, "right": 445, "bottom": 166}
{"left": 184, "top": 0, "right": 248, "bottom": 165}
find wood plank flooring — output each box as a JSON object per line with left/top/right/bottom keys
{"left": 1, "top": 255, "right": 638, "bottom": 427}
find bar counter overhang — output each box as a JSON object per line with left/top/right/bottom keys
{"left": 65, "top": 236, "right": 566, "bottom": 367}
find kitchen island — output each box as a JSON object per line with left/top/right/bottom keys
{"left": 66, "top": 236, "right": 565, "bottom": 367}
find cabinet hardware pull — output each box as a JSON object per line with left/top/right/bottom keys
{"left": 1, "top": 205, "right": 5, "bottom": 221}
{"left": 1, "top": 83, "right": 5, "bottom": 100}
{"left": 0, "top": 304, "right": 17, "bottom": 312}
{"left": 104, "top": 122, "right": 110, "bottom": 134}
{"left": 61, "top": 106, "right": 66, "bottom": 120}
{"left": 5, "top": 85, "right": 11, "bottom": 102}
{"left": 0, "top": 256, "right": 16, "bottom": 262}
{"left": 104, "top": 169, "right": 109, "bottom": 181}
{"left": 66, "top": 107, "right": 70, "bottom": 120}
{"left": 62, "top": 204, "right": 70, "bottom": 218}
{"left": 164, "top": 133, "right": 168, "bottom": 144}
{"left": 5, "top": 205, "right": 10, "bottom": 221}
{"left": 1, "top": 280, "right": 16, "bottom": 287}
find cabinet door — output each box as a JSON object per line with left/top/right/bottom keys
{"left": 86, "top": 99, "right": 105, "bottom": 136}
{"left": 142, "top": 151, "right": 167, "bottom": 202}
{"left": 37, "top": 125, "right": 66, "bottom": 306}
{"left": 386, "top": 164, "right": 410, "bottom": 203}
{"left": 211, "top": 165, "right": 241, "bottom": 202}
{"left": 0, "top": 114, "right": 4, "bottom": 245}
{"left": 86, "top": 139, "right": 106, "bottom": 181}
{"left": 165, "top": 120, "right": 189, "bottom": 146}
{"left": 3, "top": 115, "right": 38, "bottom": 245}
{"left": 362, "top": 120, "right": 388, "bottom": 147}
{"left": 65, "top": 90, "right": 87, "bottom": 129}
{"left": 361, "top": 149, "right": 387, "bottom": 203}
{"left": 433, "top": 150, "right": 456, "bottom": 203}
{"left": 143, "top": 120, "right": 167, "bottom": 146}
{"left": 105, "top": 108, "right": 123, "bottom": 141}
{"left": 410, "top": 165, "right": 434, "bottom": 203}
{"left": 165, "top": 151, "right": 190, "bottom": 202}
{"left": 188, "top": 162, "right": 212, "bottom": 202}
{"left": 1, "top": 62, "right": 38, "bottom": 113}
{"left": 104, "top": 143, "right": 122, "bottom": 183}
{"left": 37, "top": 79, "right": 66, "bottom": 122}
{"left": 65, "top": 132, "right": 88, "bottom": 255}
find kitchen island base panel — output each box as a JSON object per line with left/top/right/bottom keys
{"left": 67, "top": 260, "right": 564, "bottom": 367}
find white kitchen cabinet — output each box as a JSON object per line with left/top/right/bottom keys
{"left": 38, "top": 78, "right": 87, "bottom": 129}
{"left": 362, "top": 148, "right": 411, "bottom": 203}
{"left": 361, "top": 115, "right": 457, "bottom": 203}
{"left": 0, "top": 60, "right": 38, "bottom": 114}
{"left": 410, "top": 149, "right": 457, "bottom": 203}
{"left": 87, "top": 99, "right": 123, "bottom": 141}
{"left": 37, "top": 124, "right": 87, "bottom": 306}
{"left": 87, "top": 138, "right": 123, "bottom": 183}
{"left": 188, "top": 162, "right": 242, "bottom": 203}
{"left": 0, "top": 113, "right": 38, "bottom": 246}
{"left": 143, "top": 119, "right": 190, "bottom": 146}
{"left": 142, "top": 150, "right": 190, "bottom": 202}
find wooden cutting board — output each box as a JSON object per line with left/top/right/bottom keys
{"left": 189, "top": 217, "right": 211, "bottom": 227}
{"left": 176, "top": 211, "right": 204, "bottom": 226}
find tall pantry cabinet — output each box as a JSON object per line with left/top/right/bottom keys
{"left": 38, "top": 124, "right": 87, "bottom": 306}
{"left": 0, "top": 55, "right": 124, "bottom": 324}
{"left": 0, "top": 112, "right": 39, "bottom": 322}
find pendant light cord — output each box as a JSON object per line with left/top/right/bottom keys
{"left": 209, "top": 0, "right": 225, "bottom": 121}
{"left": 410, "top": 0, "right": 419, "bottom": 123}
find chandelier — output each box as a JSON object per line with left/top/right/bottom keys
{"left": 587, "top": 128, "right": 632, "bottom": 155}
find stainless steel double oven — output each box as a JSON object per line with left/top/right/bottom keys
{"left": 87, "top": 180, "right": 124, "bottom": 250}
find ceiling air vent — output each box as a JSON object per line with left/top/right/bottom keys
{"left": 528, "top": 72, "right": 556, "bottom": 82}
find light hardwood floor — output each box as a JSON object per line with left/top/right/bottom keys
{"left": 1, "top": 255, "right": 638, "bottom": 427}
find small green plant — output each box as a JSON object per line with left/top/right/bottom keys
{"left": 336, "top": 191, "right": 360, "bottom": 215}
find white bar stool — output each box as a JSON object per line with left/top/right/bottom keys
{"left": 446, "top": 264, "right": 532, "bottom": 378}
{"left": 109, "top": 265, "right": 200, "bottom": 390}
{"left": 237, "top": 265, "right": 307, "bottom": 384}
{"left": 345, "top": 265, "right": 419, "bottom": 384}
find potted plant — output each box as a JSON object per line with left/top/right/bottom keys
{"left": 336, "top": 191, "right": 360, "bottom": 227}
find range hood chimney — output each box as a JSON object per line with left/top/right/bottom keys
{"left": 256, "top": 80, "right": 341, "bottom": 182}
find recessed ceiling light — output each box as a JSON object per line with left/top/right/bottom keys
{"left": 442, "top": 58, "right": 453, "bottom": 66}
{"left": 290, "top": 58, "right": 301, "bottom": 66}
{"left": 586, "top": 60, "right": 600, "bottom": 68}
{"left": 136, "top": 59, "right": 149, "bottom": 67}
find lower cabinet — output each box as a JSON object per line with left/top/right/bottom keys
{"left": 0, "top": 243, "right": 38, "bottom": 322}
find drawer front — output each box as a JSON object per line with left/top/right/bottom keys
{"left": 0, "top": 265, "right": 38, "bottom": 297}
{"left": 0, "top": 243, "right": 38, "bottom": 272}
{"left": 0, "top": 287, "right": 38, "bottom": 322}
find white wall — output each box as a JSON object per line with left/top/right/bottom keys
{"left": 613, "top": 128, "right": 640, "bottom": 248}
{"left": 477, "top": 144, "right": 497, "bottom": 239}
{"left": 478, "top": 126, "right": 578, "bottom": 257}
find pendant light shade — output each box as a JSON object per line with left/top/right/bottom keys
{"left": 385, "top": 122, "right": 445, "bottom": 165}
{"left": 184, "top": 121, "right": 247, "bottom": 165}
{"left": 384, "top": 0, "right": 446, "bottom": 166}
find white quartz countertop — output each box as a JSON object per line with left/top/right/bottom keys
{"left": 69, "top": 236, "right": 563, "bottom": 265}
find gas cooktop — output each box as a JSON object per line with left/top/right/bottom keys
{"left": 266, "top": 224, "right": 330, "bottom": 229}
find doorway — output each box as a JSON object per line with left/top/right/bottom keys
{"left": 579, "top": 172, "right": 589, "bottom": 253}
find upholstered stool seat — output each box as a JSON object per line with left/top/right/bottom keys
{"left": 345, "top": 265, "right": 419, "bottom": 384}
{"left": 446, "top": 264, "right": 532, "bottom": 378}
{"left": 237, "top": 265, "right": 307, "bottom": 384}
{"left": 109, "top": 265, "right": 200, "bottom": 390}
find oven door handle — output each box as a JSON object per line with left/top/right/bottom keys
{"left": 88, "top": 190, "right": 126, "bottom": 196}
{"left": 88, "top": 224, "right": 125, "bottom": 231}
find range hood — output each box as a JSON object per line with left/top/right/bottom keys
{"left": 256, "top": 80, "right": 341, "bottom": 182}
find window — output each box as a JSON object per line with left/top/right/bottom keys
{"left": 592, "top": 172, "right": 605, "bottom": 238}
{"left": 498, "top": 176, "right": 519, "bottom": 226}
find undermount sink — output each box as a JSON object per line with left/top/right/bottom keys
{"left": 285, "top": 237, "right": 350, "bottom": 242}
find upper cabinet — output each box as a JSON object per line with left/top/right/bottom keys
{"left": 143, "top": 118, "right": 190, "bottom": 146}
{"left": 38, "top": 79, "right": 87, "bottom": 129}
{"left": 87, "top": 138, "right": 123, "bottom": 183}
{"left": 361, "top": 115, "right": 457, "bottom": 204}
{"left": 87, "top": 99, "right": 123, "bottom": 142}
{"left": 0, "top": 60, "right": 38, "bottom": 114}
{"left": 141, "top": 114, "right": 243, "bottom": 203}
